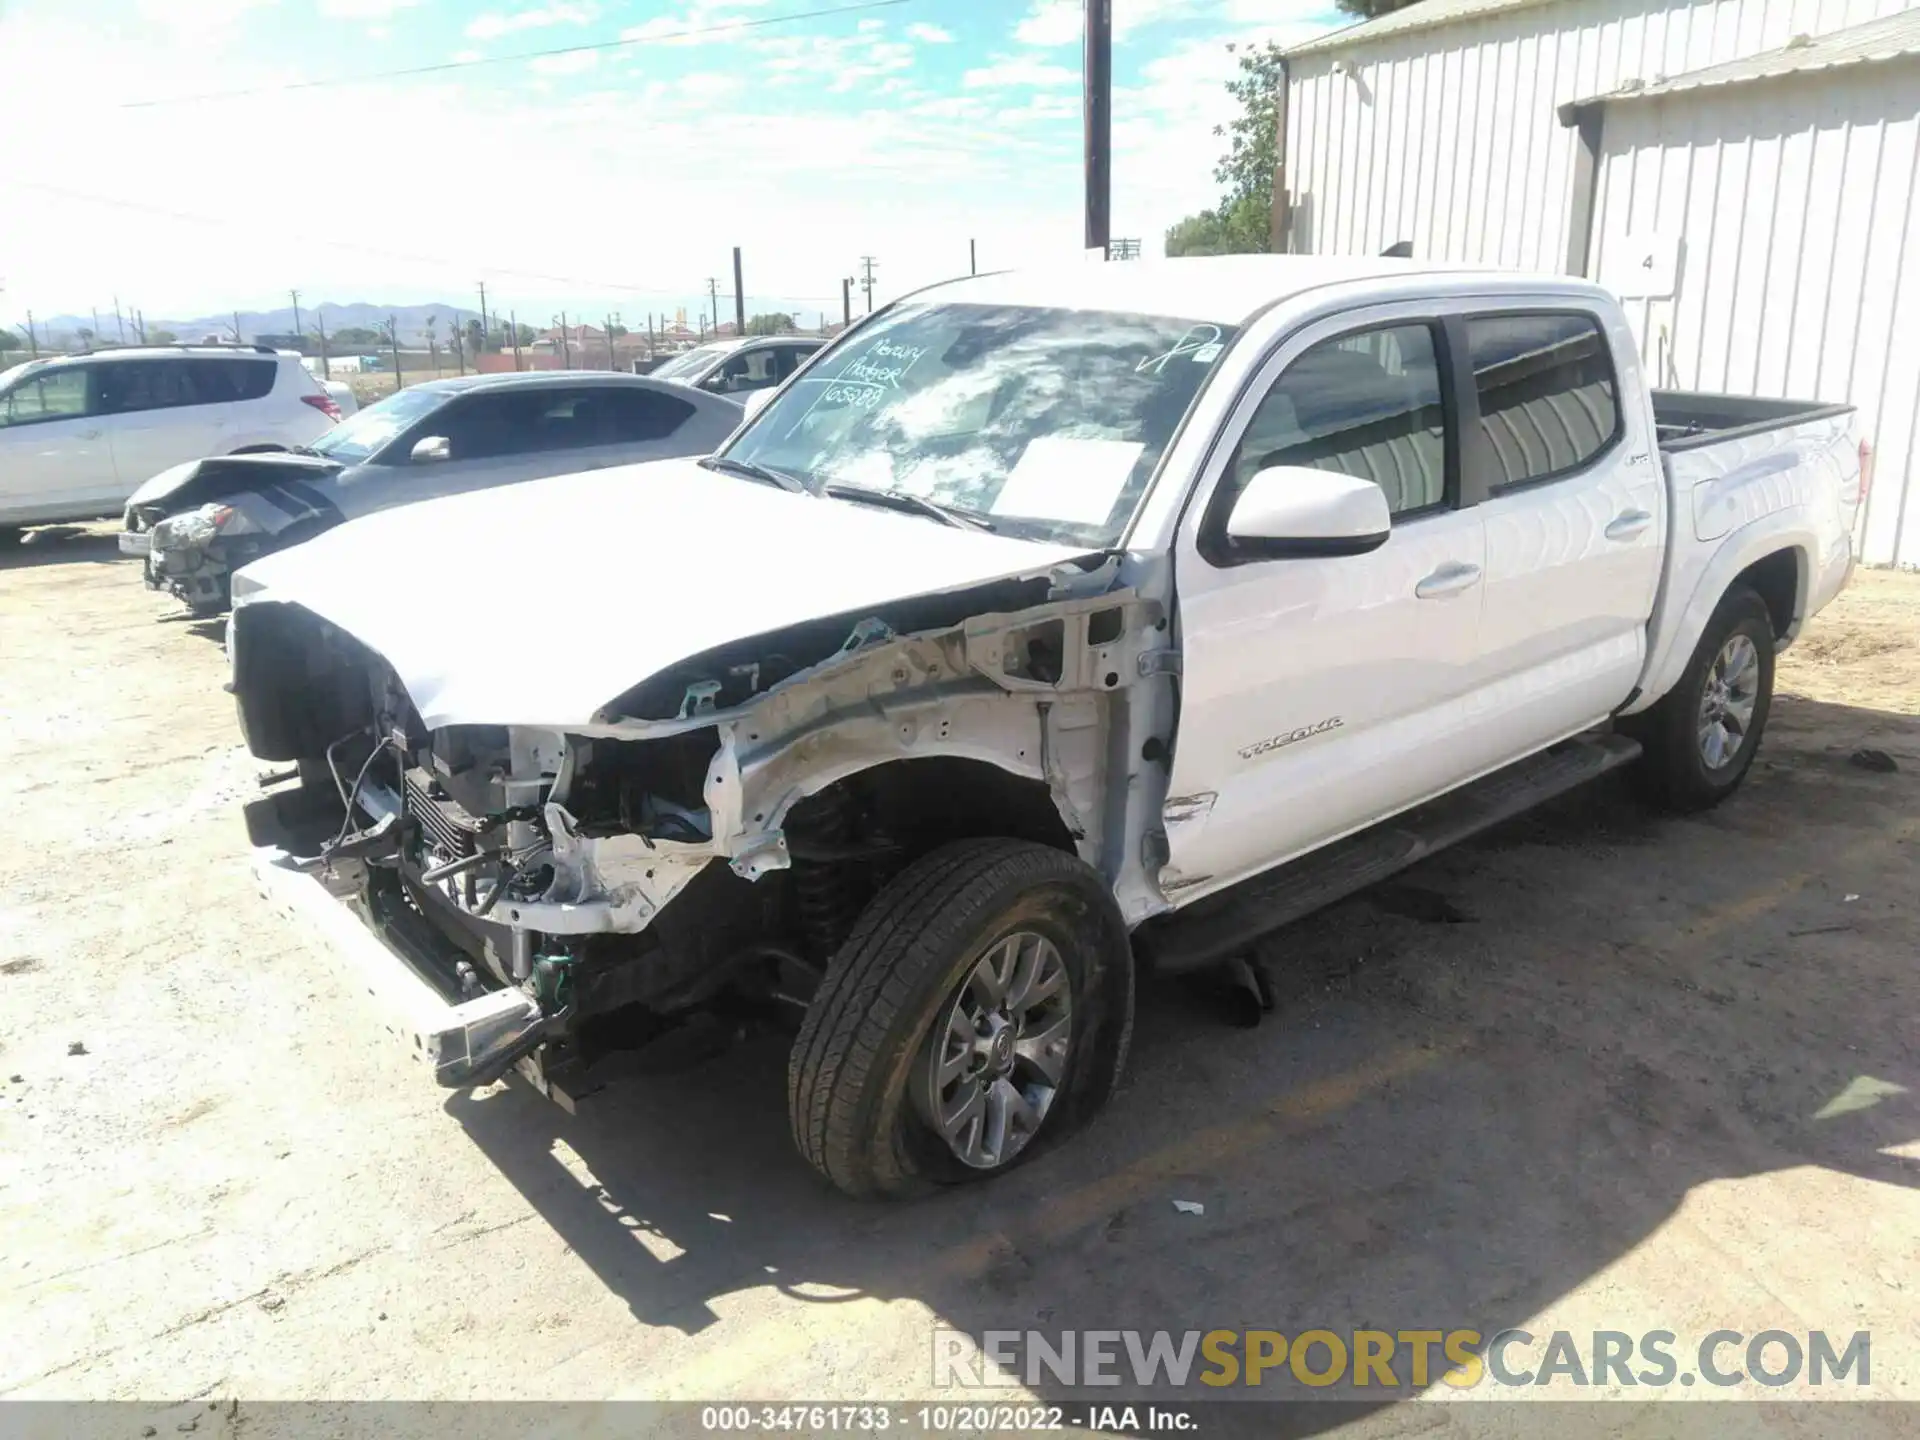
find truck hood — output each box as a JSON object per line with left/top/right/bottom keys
{"left": 236, "top": 458, "right": 1100, "bottom": 729}
{"left": 126, "top": 451, "right": 346, "bottom": 514}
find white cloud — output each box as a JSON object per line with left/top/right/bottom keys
{"left": 963, "top": 55, "right": 1077, "bottom": 88}
{"left": 317, "top": 0, "right": 423, "bottom": 18}
{"left": 856, "top": 16, "right": 884, "bottom": 32}
{"left": 905, "top": 22, "right": 954, "bottom": 43}
{"left": 1013, "top": 0, "right": 1080, "bottom": 47}
{"left": 466, "top": 3, "right": 597, "bottom": 41}
{"left": 528, "top": 47, "right": 599, "bottom": 74}
{"left": 451, "top": 47, "right": 484, "bottom": 62}
{"left": 367, "top": 23, "right": 391, "bottom": 39}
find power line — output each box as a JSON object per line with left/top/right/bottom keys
{"left": 6, "top": 180, "right": 847, "bottom": 303}
{"left": 117, "top": 0, "right": 910, "bottom": 108}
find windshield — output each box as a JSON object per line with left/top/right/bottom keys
{"left": 651, "top": 344, "right": 729, "bottom": 381}
{"left": 309, "top": 386, "right": 452, "bottom": 463}
{"left": 723, "top": 302, "right": 1236, "bottom": 546}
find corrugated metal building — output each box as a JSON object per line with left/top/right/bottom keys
{"left": 1281, "top": 0, "right": 1920, "bottom": 566}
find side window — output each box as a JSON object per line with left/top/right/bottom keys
{"left": 0, "top": 368, "right": 95, "bottom": 427}
{"left": 184, "top": 358, "right": 275, "bottom": 403}
{"left": 774, "top": 345, "right": 814, "bottom": 380}
{"left": 425, "top": 393, "right": 540, "bottom": 461}
{"left": 598, "top": 388, "right": 696, "bottom": 443}
{"left": 717, "top": 349, "right": 780, "bottom": 390}
{"left": 1465, "top": 313, "right": 1619, "bottom": 489}
{"left": 104, "top": 359, "right": 209, "bottom": 413}
{"left": 1220, "top": 321, "right": 1449, "bottom": 522}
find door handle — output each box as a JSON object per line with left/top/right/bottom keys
{"left": 1605, "top": 509, "right": 1653, "bottom": 541}
{"left": 1415, "top": 561, "right": 1482, "bottom": 599}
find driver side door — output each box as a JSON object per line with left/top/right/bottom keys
{"left": 1161, "top": 307, "right": 1489, "bottom": 902}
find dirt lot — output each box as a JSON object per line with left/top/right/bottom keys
{"left": 1, "top": 529, "right": 1916, "bottom": 1430}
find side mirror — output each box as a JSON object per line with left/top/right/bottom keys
{"left": 410, "top": 435, "right": 452, "bottom": 464}
{"left": 739, "top": 387, "right": 776, "bottom": 421}
{"left": 1225, "top": 466, "right": 1390, "bottom": 556}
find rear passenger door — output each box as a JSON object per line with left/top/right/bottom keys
{"left": 1164, "top": 307, "right": 1489, "bottom": 899}
{"left": 1461, "top": 307, "right": 1663, "bottom": 751}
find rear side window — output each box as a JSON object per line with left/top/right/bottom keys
{"left": 1222, "top": 322, "right": 1449, "bottom": 520}
{"left": 189, "top": 358, "right": 277, "bottom": 402}
{"left": 598, "top": 387, "right": 695, "bottom": 442}
{"left": 100, "top": 357, "right": 275, "bottom": 413}
{"left": 1465, "top": 313, "right": 1619, "bottom": 488}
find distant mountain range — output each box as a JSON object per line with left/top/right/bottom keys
{"left": 37, "top": 303, "right": 484, "bottom": 348}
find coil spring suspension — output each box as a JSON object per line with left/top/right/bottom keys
{"left": 791, "top": 786, "right": 863, "bottom": 964}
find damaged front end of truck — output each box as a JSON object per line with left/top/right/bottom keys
{"left": 231, "top": 554, "right": 1162, "bottom": 1102}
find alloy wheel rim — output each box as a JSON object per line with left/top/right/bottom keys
{"left": 924, "top": 931, "right": 1074, "bottom": 1169}
{"left": 1697, "top": 633, "right": 1761, "bottom": 771}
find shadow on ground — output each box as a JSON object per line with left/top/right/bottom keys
{"left": 0, "top": 526, "right": 123, "bottom": 570}
{"left": 433, "top": 693, "right": 1918, "bottom": 1429}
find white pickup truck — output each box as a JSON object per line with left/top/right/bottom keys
{"left": 229, "top": 257, "right": 1868, "bottom": 1198}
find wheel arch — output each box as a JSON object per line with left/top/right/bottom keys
{"left": 1624, "top": 526, "right": 1813, "bottom": 717}
{"left": 774, "top": 754, "right": 1083, "bottom": 866}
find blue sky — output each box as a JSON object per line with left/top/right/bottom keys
{"left": 1, "top": 0, "right": 1342, "bottom": 325}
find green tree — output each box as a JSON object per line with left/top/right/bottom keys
{"left": 464, "top": 317, "right": 485, "bottom": 353}
{"left": 1161, "top": 40, "right": 1289, "bottom": 257}
{"left": 147, "top": 328, "right": 178, "bottom": 345}
{"left": 334, "top": 326, "right": 383, "bottom": 345}
{"left": 0, "top": 328, "right": 20, "bottom": 352}
{"left": 745, "top": 312, "right": 796, "bottom": 336}
{"left": 607, "top": 322, "right": 629, "bottom": 338}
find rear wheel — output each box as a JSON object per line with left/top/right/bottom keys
{"left": 788, "top": 839, "right": 1134, "bottom": 1198}
{"left": 1624, "top": 585, "right": 1775, "bottom": 812}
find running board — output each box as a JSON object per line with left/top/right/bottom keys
{"left": 1138, "top": 732, "right": 1642, "bottom": 974}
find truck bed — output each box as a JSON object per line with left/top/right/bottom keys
{"left": 1652, "top": 389, "right": 1854, "bottom": 451}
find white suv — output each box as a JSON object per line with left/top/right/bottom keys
{"left": 0, "top": 345, "right": 341, "bottom": 542}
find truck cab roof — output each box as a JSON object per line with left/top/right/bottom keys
{"left": 922, "top": 255, "right": 1610, "bottom": 323}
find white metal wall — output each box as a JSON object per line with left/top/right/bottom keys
{"left": 1593, "top": 65, "right": 1920, "bottom": 566}
{"left": 1285, "top": 0, "right": 1912, "bottom": 270}
{"left": 1286, "top": 0, "right": 1920, "bottom": 565}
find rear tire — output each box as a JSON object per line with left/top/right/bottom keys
{"left": 1624, "top": 585, "right": 1775, "bottom": 813}
{"left": 788, "top": 839, "right": 1134, "bottom": 1199}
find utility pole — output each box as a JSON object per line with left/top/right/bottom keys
{"left": 970, "top": 238, "right": 977, "bottom": 275}
{"left": 859, "top": 256, "right": 877, "bottom": 312}
{"left": 841, "top": 277, "right": 852, "bottom": 330}
{"left": 315, "top": 307, "right": 331, "bottom": 379}
{"left": 647, "top": 312, "right": 656, "bottom": 361}
{"left": 1083, "top": 0, "right": 1112, "bottom": 257}
{"left": 289, "top": 288, "right": 303, "bottom": 348}
{"left": 509, "top": 309, "right": 523, "bottom": 371}
{"left": 232, "top": 310, "right": 244, "bottom": 344}
{"left": 135, "top": 308, "right": 147, "bottom": 343}
{"left": 452, "top": 323, "right": 466, "bottom": 376}
{"left": 113, "top": 297, "right": 126, "bottom": 343}
{"left": 386, "top": 314, "right": 402, "bottom": 390}
{"left": 476, "top": 281, "right": 489, "bottom": 351}
{"left": 555, "top": 311, "right": 571, "bottom": 369}
{"left": 606, "top": 313, "right": 618, "bottom": 369}
{"left": 706, "top": 277, "right": 720, "bottom": 336}
{"left": 25, "top": 311, "right": 37, "bottom": 358}
{"left": 732, "top": 246, "right": 745, "bottom": 338}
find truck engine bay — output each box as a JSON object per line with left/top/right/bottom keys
{"left": 229, "top": 557, "right": 1166, "bottom": 1094}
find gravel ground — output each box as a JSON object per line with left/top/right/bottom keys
{"left": 1, "top": 526, "right": 1916, "bottom": 1433}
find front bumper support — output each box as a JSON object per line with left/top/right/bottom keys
{"left": 252, "top": 847, "right": 545, "bottom": 1087}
